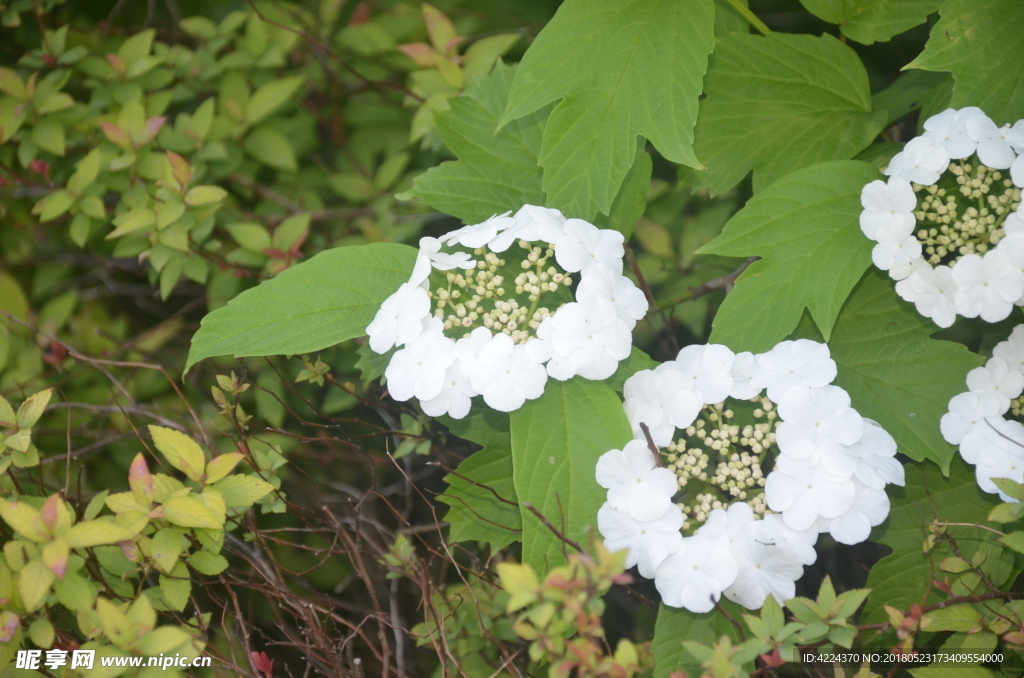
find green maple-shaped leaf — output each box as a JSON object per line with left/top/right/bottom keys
{"left": 862, "top": 457, "right": 999, "bottom": 624}
{"left": 703, "top": 160, "right": 880, "bottom": 353}
{"left": 693, "top": 33, "right": 888, "bottom": 195}
{"left": 799, "top": 0, "right": 941, "bottom": 45}
{"left": 829, "top": 272, "right": 984, "bottom": 473}
{"left": 500, "top": 0, "right": 715, "bottom": 220}
{"left": 408, "top": 63, "right": 548, "bottom": 224}
{"left": 907, "top": 0, "right": 1024, "bottom": 125}
{"left": 185, "top": 243, "right": 416, "bottom": 371}
{"left": 438, "top": 408, "right": 521, "bottom": 550}
{"left": 509, "top": 378, "right": 631, "bottom": 573}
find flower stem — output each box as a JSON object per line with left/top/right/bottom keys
{"left": 723, "top": 0, "right": 771, "bottom": 36}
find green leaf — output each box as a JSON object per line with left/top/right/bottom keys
{"left": 185, "top": 243, "right": 416, "bottom": 371}
{"left": 501, "top": 0, "right": 714, "bottom": 219}
{"left": 19, "top": 560, "right": 54, "bottom": 612}
{"left": 243, "top": 125, "right": 297, "bottom": 172}
{"left": 65, "top": 519, "right": 137, "bottom": 548}
{"left": 692, "top": 33, "right": 886, "bottom": 195}
{"left": 703, "top": 160, "right": 880, "bottom": 352}
{"left": 829, "top": 272, "right": 984, "bottom": 472}
{"left": 409, "top": 63, "right": 548, "bottom": 224}
{"left": 651, "top": 602, "right": 746, "bottom": 678}
{"left": 159, "top": 562, "right": 191, "bottom": 611}
{"left": 999, "top": 531, "right": 1024, "bottom": 553}
{"left": 245, "top": 75, "right": 305, "bottom": 126}
{"left": 188, "top": 550, "right": 229, "bottom": 575}
{"left": 438, "top": 409, "right": 521, "bottom": 550}
{"left": 593, "top": 142, "right": 652, "bottom": 239}
{"left": 862, "top": 456, "right": 999, "bottom": 624}
{"left": 799, "top": 0, "right": 941, "bottom": 45}
{"left": 31, "top": 118, "right": 64, "bottom": 156}
{"left": 161, "top": 496, "right": 224, "bottom": 529}
{"left": 509, "top": 378, "right": 631, "bottom": 572}
{"left": 37, "top": 190, "right": 74, "bottom": 222}
{"left": 15, "top": 388, "right": 51, "bottom": 428}
{"left": 462, "top": 33, "right": 521, "bottom": 79}
{"left": 148, "top": 426, "right": 206, "bottom": 482}
{"left": 213, "top": 474, "right": 275, "bottom": 508}
{"left": 906, "top": 0, "right": 1024, "bottom": 125}
{"left": 149, "top": 527, "right": 186, "bottom": 573}
{"left": 184, "top": 185, "right": 227, "bottom": 207}
{"left": 872, "top": 70, "right": 951, "bottom": 128}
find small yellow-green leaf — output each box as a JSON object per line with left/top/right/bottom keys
{"left": 244, "top": 75, "right": 305, "bottom": 126}
{"left": 84, "top": 490, "right": 109, "bottom": 521}
{"left": 28, "top": 617, "right": 54, "bottom": 648}
{"left": 106, "top": 207, "right": 155, "bottom": 239}
{"left": 149, "top": 528, "right": 186, "bottom": 574}
{"left": 69, "top": 148, "right": 102, "bottom": 194}
{"left": 161, "top": 496, "right": 224, "bottom": 529}
{"left": 226, "top": 222, "right": 272, "bottom": 254}
{"left": 80, "top": 196, "right": 105, "bottom": 220}
{"left": 105, "top": 492, "right": 150, "bottom": 515}
{"left": 0, "top": 67, "right": 26, "bottom": 99}
{"left": 496, "top": 562, "right": 539, "bottom": 612}
{"left": 18, "top": 560, "right": 54, "bottom": 612}
{"left": 31, "top": 118, "right": 65, "bottom": 156}
{"left": 35, "top": 92, "right": 74, "bottom": 115}
{"left": 184, "top": 185, "right": 227, "bottom": 207}
{"left": 96, "top": 597, "right": 133, "bottom": 648}
{"left": 148, "top": 425, "right": 206, "bottom": 481}
{"left": 0, "top": 500, "right": 49, "bottom": 542}
{"left": 188, "top": 550, "right": 229, "bottom": 575}
{"left": 36, "top": 190, "right": 74, "bottom": 222}
{"left": 242, "top": 125, "right": 297, "bottom": 172}
{"left": 137, "top": 625, "right": 193, "bottom": 655}
{"left": 0, "top": 396, "right": 14, "bottom": 426}
{"left": 54, "top": 571, "right": 95, "bottom": 612}
{"left": 41, "top": 538, "right": 69, "bottom": 579}
{"left": 213, "top": 474, "right": 275, "bottom": 508}
{"left": 64, "top": 519, "right": 135, "bottom": 548}
{"left": 205, "top": 452, "right": 243, "bottom": 484}
{"left": 16, "top": 388, "right": 51, "bottom": 428}
{"left": 158, "top": 561, "right": 191, "bottom": 611}
{"left": 118, "top": 28, "right": 156, "bottom": 64}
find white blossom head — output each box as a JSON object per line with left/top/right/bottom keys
{"left": 364, "top": 205, "right": 644, "bottom": 418}
{"left": 860, "top": 108, "right": 1024, "bottom": 328}
{"left": 599, "top": 339, "right": 901, "bottom": 613}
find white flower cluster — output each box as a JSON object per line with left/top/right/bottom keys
{"left": 365, "top": 205, "right": 648, "bottom": 417}
{"left": 860, "top": 108, "right": 1024, "bottom": 327}
{"left": 596, "top": 339, "right": 905, "bottom": 613}
{"left": 941, "top": 325, "right": 1024, "bottom": 501}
